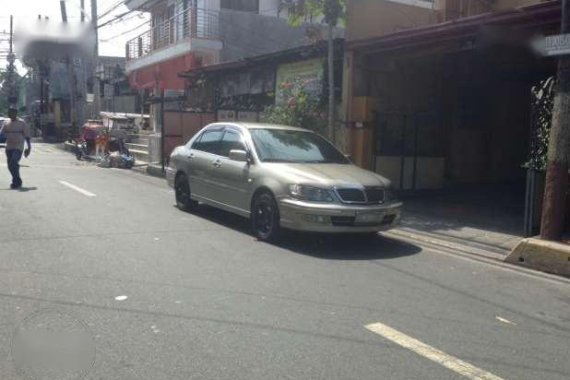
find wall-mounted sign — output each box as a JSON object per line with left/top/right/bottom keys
{"left": 217, "top": 109, "right": 236, "bottom": 121}
{"left": 238, "top": 111, "right": 258, "bottom": 122}
{"left": 275, "top": 58, "right": 324, "bottom": 105}
{"left": 533, "top": 33, "right": 570, "bottom": 57}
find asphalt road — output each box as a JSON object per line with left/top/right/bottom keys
{"left": 0, "top": 144, "right": 569, "bottom": 380}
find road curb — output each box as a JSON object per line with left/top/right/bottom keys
{"left": 385, "top": 229, "right": 508, "bottom": 261}
{"left": 383, "top": 230, "right": 570, "bottom": 284}
{"left": 131, "top": 164, "right": 165, "bottom": 178}
{"left": 146, "top": 164, "right": 165, "bottom": 178}
{"left": 505, "top": 238, "right": 570, "bottom": 277}
{"left": 62, "top": 141, "right": 75, "bottom": 152}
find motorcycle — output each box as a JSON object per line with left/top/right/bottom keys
{"left": 74, "top": 140, "right": 96, "bottom": 161}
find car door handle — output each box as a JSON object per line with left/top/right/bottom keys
{"left": 187, "top": 153, "right": 195, "bottom": 159}
{"left": 212, "top": 160, "right": 222, "bottom": 168}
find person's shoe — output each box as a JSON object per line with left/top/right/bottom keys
{"left": 10, "top": 183, "right": 22, "bottom": 190}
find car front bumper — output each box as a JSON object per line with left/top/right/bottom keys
{"left": 279, "top": 198, "right": 402, "bottom": 233}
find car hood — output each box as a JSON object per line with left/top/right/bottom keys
{"left": 268, "top": 163, "right": 392, "bottom": 188}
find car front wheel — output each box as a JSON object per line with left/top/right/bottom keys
{"left": 175, "top": 174, "right": 198, "bottom": 212}
{"left": 251, "top": 192, "right": 280, "bottom": 242}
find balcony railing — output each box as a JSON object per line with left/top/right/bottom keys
{"left": 126, "top": 7, "right": 220, "bottom": 61}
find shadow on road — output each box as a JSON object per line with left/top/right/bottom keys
{"left": 274, "top": 233, "right": 421, "bottom": 260}
{"left": 0, "top": 186, "right": 38, "bottom": 192}
{"left": 185, "top": 204, "right": 421, "bottom": 260}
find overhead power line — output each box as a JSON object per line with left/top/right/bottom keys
{"left": 98, "top": 0, "right": 125, "bottom": 20}
{"left": 98, "top": 0, "right": 158, "bottom": 28}
{"left": 101, "top": 20, "right": 149, "bottom": 41}
{"left": 97, "top": 9, "right": 136, "bottom": 29}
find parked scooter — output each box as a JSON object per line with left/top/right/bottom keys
{"left": 74, "top": 140, "right": 98, "bottom": 161}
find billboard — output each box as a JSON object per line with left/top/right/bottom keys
{"left": 275, "top": 59, "right": 324, "bottom": 105}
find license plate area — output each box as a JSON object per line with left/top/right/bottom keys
{"left": 355, "top": 212, "right": 385, "bottom": 224}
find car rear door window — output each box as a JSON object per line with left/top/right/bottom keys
{"left": 193, "top": 130, "right": 224, "bottom": 155}
{"left": 219, "top": 130, "right": 246, "bottom": 157}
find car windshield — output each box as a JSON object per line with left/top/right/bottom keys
{"left": 250, "top": 128, "right": 349, "bottom": 164}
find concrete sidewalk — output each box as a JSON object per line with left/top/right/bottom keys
{"left": 389, "top": 186, "right": 526, "bottom": 258}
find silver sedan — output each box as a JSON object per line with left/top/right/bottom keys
{"left": 167, "top": 122, "right": 402, "bottom": 241}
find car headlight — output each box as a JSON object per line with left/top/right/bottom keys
{"left": 289, "top": 184, "right": 335, "bottom": 202}
{"left": 384, "top": 189, "right": 398, "bottom": 202}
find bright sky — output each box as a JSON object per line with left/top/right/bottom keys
{"left": 0, "top": 0, "right": 150, "bottom": 72}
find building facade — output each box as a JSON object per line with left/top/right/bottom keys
{"left": 124, "top": 0, "right": 320, "bottom": 130}
{"left": 343, "top": 0, "right": 560, "bottom": 191}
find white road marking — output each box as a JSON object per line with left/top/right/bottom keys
{"left": 58, "top": 180, "right": 96, "bottom": 197}
{"left": 114, "top": 295, "right": 128, "bottom": 301}
{"left": 496, "top": 316, "right": 517, "bottom": 326}
{"left": 365, "top": 322, "right": 505, "bottom": 380}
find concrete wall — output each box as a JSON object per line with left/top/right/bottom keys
{"left": 104, "top": 96, "right": 138, "bottom": 114}
{"left": 346, "top": 0, "right": 438, "bottom": 42}
{"left": 218, "top": 10, "right": 310, "bottom": 63}
{"left": 346, "top": 0, "right": 542, "bottom": 41}
{"left": 259, "top": 0, "right": 281, "bottom": 17}
{"left": 163, "top": 111, "right": 216, "bottom": 158}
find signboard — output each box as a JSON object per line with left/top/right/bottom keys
{"left": 275, "top": 59, "right": 324, "bottom": 105}
{"left": 238, "top": 111, "right": 259, "bottom": 122}
{"left": 533, "top": 34, "right": 570, "bottom": 57}
{"left": 165, "top": 89, "right": 185, "bottom": 98}
{"left": 217, "top": 109, "right": 236, "bottom": 121}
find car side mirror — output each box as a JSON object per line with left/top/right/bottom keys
{"left": 229, "top": 149, "right": 249, "bottom": 162}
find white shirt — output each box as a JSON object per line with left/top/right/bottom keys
{"left": 2, "top": 119, "right": 30, "bottom": 151}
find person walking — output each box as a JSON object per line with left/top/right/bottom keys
{"left": 3, "top": 108, "right": 31, "bottom": 189}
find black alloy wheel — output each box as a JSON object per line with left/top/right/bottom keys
{"left": 175, "top": 174, "right": 198, "bottom": 212}
{"left": 252, "top": 192, "right": 280, "bottom": 242}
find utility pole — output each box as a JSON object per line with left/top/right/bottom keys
{"left": 61, "top": 0, "right": 77, "bottom": 140}
{"left": 7, "top": 15, "right": 17, "bottom": 106}
{"left": 327, "top": 23, "right": 335, "bottom": 143}
{"left": 81, "top": 0, "right": 86, "bottom": 22}
{"left": 322, "top": 0, "right": 343, "bottom": 144}
{"left": 77, "top": 0, "right": 86, "bottom": 131}
{"left": 91, "top": 0, "right": 101, "bottom": 119}
{"left": 91, "top": 0, "right": 99, "bottom": 57}
{"left": 60, "top": 0, "right": 68, "bottom": 22}
{"left": 541, "top": 0, "right": 570, "bottom": 240}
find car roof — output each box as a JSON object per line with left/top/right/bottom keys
{"left": 208, "top": 122, "right": 311, "bottom": 133}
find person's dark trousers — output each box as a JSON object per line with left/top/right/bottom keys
{"left": 5, "top": 149, "right": 23, "bottom": 187}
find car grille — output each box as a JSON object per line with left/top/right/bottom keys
{"left": 336, "top": 189, "right": 366, "bottom": 203}
{"left": 336, "top": 187, "right": 385, "bottom": 204}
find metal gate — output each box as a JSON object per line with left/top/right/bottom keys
{"left": 523, "top": 76, "right": 555, "bottom": 236}
{"left": 375, "top": 111, "right": 444, "bottom": 191}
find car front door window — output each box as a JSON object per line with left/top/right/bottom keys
{"left": 219, "top": 130, "right": 247, "bottom": 157}
{"left": 187, "top": 129, "right": 224, "bottom": 200}
{"left": 193, "top": 130, "right": 224, "bottom": 155}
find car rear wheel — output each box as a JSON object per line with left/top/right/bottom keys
{"left": 251, "top": 192, "right": 280, "bottom": 242}
{"left": 175, "top": 174, "right": 198, "bottom": 212}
